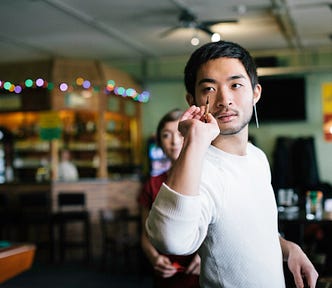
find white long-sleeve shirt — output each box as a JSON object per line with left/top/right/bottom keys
{"left": 146, "top": 144, "right": 285, "bottom": 288}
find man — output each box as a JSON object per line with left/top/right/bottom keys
{"left": 146, "top": 41, "right": 318, "bottom": 287}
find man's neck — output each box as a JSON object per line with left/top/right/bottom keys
{"left": 212, "top": 133, "right": 248, "bottom": 156}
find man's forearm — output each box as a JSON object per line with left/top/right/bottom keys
{"left": 166, "top": 137, "right": 208, "bottom": 196}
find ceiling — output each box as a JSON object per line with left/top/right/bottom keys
{"left": 0, "top": 0, "right": 331, "bottom": 65}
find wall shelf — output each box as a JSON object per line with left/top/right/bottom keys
{"left": 0, "top": 103, "right": 142, "bottom": 181}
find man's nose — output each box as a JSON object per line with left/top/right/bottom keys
{"left": 215, "top": 90, "right": 233, "bottom": 108}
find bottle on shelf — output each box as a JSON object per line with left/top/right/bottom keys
{"left": 306, "top": 190, "right": 323, "bottom": 220}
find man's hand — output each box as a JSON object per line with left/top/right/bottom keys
{"left": 178, "top": 105, "right": 219, "bottom": 146}
{"left": 281, "top": 237, "right": 319, "bottom": 288}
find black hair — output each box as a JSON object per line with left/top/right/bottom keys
{"left": 156, "top": 108, "right": 183, "bottom": 147}
{"left": 184, "top": 40, "right": 258, "bottom": 99}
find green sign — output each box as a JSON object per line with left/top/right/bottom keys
{"left": 39, "top": 127, "right": 62, "bottom": 140}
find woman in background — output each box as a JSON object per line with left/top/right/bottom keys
{"left": 138, "top": 108, "right": 200, "bottom": 288}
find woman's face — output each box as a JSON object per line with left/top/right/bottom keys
{"left": 160, "top": 120, "right": 184, "bottom": 162}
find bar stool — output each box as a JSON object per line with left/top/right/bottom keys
{"left": 17, "top": 191, "right": 55, "bottom": 262}
{"left": 53, "top": 192, "right": 90, "bottom": 263}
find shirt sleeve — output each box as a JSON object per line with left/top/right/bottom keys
{"left": 146, "top": 182, "right": 207, "bottom": 255}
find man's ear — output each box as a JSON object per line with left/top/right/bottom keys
{"left": 186, "top": 93, "right": 195, "bottom": 106}
{"left": 253, "top": 84, "right": 262, "bottom": 105}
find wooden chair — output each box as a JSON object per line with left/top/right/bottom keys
{"left": 53, "top": 192, "right": 90, "bottom": 263}
{"left": 99, "top": 208, "right": 142, "bottom": 273}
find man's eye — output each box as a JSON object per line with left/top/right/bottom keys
{"left": 203, "top": 87, "right": 215, "bottom": 92}
{"left": 232, "top": 83, "right": 243, "bottom": 89}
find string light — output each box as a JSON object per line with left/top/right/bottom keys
{"left": 36, "top": 78, "right": 44, "bottom": 87}
{"left": 14, "top": 86, "right": 22, "bottom": 93}
{"left": 25, "top": 79, "right": 33, "bottom": 87}
{"left": 3, "top": 82, "right": 11, "bottom": 90}
{"left": 76, "top": 77, "right": 84, "bottom": 86}
{"left": 0, "top": 77, "right": 150, "bottom": 103}
{"left": 82, "top": 80, "right": 91, "bottom": 89}
{"left": 59, "top": 83, "right": 68, "bottom": 92}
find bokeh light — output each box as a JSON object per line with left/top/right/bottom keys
{"left": 36, "top": 78, "right": 44, "bottom": 87}
{"left": 59, "top": 83, "right": 68, "bottom": 92}
{"left": 14, "top": 85, "right": 22, "bottom": 93}
{"left": 25, "top": 79, "right": 33, "bottom": 87}
{"left": 76, "top": 77, "right": 84, "bottom": 86}
{"left": 0, "top": 77, "right": 150, "bottom": 103}
{"left": 3, "top": 82, "right": 11, "bottom": 90}
{"left": 82, "top": 80, "right": 91, "bottom": 89}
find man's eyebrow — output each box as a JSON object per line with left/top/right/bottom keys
{"left": 198, "top": 78, "right": 216, "bottom": 85}
{"left": 228, "top": 74, "right": 246, "bottom": 81}
{"left": 198, "top": 74, "right": 247, "bottom": 85}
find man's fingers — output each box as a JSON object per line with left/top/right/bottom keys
{"left": 294, "top": 276, "right": 304, "bottom": 288}
{"left": 181, "top": 105, "right": 200, "bottom": 120}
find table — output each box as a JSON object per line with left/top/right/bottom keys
{"left": 0, "top": 242, "right": 36, "bottom": 284}
{"left": 279, "top": 215, "right": 332, "bottom": 246}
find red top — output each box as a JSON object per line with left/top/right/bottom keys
{"left": 138, "top": 172, "right": 168, "bottom": 208}
{"left": 138, "top": 172, "right": 200, "bottom": 288}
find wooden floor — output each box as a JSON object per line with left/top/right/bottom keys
{"left": 3, "top": 250, "right": 332, "bottom": 288}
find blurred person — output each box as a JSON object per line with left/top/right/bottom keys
{"left": 138, "top": 108, "right": 200, "bottom": 288}
{"left": 58, "top": 148, "right": 79, "bottom": 181}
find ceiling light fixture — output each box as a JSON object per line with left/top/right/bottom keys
{"left": 211, "top": 33, "right": 221, "bottom": 42}
{"left": 191, "top": 29, "right": 200, "bottom": 46}
{"left": 191, "top": 36, "right": 200, "bottom": 46}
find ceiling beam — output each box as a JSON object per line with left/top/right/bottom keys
{"left": 271, "top": 0, "right": 303, "bottom": 50}
{"left": 42, "top": 0, "right": 157, "bottom": 59}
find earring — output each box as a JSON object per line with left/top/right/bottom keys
{"left": 253, "top": 104, "right": 259, "bottom": 128}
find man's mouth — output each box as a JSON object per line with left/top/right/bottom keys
{"left": 214, "top": 112, "right": 237, "bottom": 122}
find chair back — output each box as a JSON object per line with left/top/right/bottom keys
{"left": 100, "top": 208, "right": 128, "bottom": 222}
{"left": 57, "top": 192, "right": 86, "bottom": 212}
{"left": 100, "top": 208, "right": 129, "bottom": 236}
{"left": 99, "top": 208, "right": 140, "bottom": 243}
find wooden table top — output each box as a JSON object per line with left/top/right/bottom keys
{"left": 0, "top": 242, "right": 36, "bottom": 284}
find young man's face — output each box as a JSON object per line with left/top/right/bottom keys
{"left": 187, "top": 57, "right": 261, "bottom": 136}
